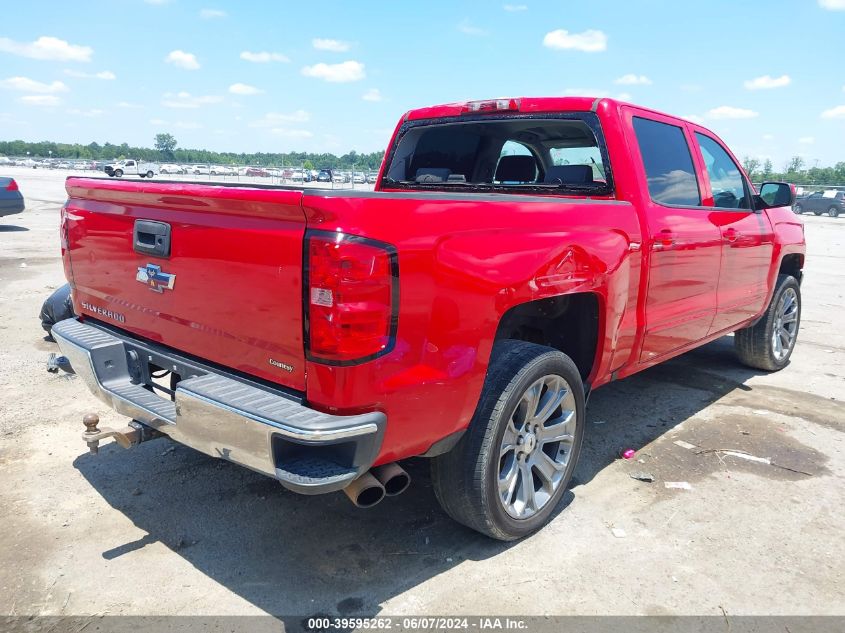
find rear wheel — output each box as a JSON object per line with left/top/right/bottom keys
{"left": 793, "top": 203, "right": 803, "bottom": 214}
{"left": 431, "top": 340, "right": 585, "bottom": 540}
{"left": 146, "top": 170, "right": 154, "bottom": 178}
{"left": 813, "top": 209, "right": 823, "bottom": 216}
{"left": 829, "top": 206, "right": 840, "bottom": 218}
{"left": 735, "top": 274, "right": 801, "bottom": 371}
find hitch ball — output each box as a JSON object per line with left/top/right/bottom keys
{"left": 83, "top": 413, "right": 101, "bottom": 454}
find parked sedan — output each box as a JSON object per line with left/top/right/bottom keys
{"left": 316, "top": 169, "right": 333, "bottom": 182}
{"left": 244, "top": 167, "right": 269, "bottom": 177}
{"left": 794, "top": 191, "right": 845, "bottom": 218}
{"left": 0, "top": 177, "right": 25, "bottom": 219}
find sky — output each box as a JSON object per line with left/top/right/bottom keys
{"left": 1, "top": 0, "right": 844, "bottom": 167}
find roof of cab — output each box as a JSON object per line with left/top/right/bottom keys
{"left": 402, "top": 96, "right": 702, "bottom": 129}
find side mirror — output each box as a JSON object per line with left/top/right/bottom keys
{"left": 757, "top": 182, "right": 796, "bottom": 209}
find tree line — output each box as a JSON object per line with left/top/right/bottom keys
{"left": 0, "top": 134, "right": 385, "bottom": 170}
{"left": 742, "top": 155, "right": 845, "bottom": 187}
{"left": 2, "top": 135, "right": 843, "bottom": 185}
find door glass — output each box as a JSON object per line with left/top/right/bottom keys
{"left": 632, "top": 117, "right": 700, "bottom": 206}
{"left": 695, "top": 133, "right": 748, "bottom": 209}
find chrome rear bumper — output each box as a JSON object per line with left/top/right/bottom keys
{"left": 53, "top": 318, "right": 385, "bottom": 494}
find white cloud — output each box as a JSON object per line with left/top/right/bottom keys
{"left": 821, "top": 105, "right": 845, "bottom": 119}
{"left": 362, "top": 88, "right": 383, "bottom": 102}
{"left": 744, "top": 74, "right": 791, "bottom": 90}
{"left": 312, "top": 38, "right": 351, "bottom": 52}
{"left": 819, "top": 0, "right": 845, "bottom": 9}
{"left": 271, "top": 128, "right": 313, "bottom": 138}
{"left": 165, "top": 50, "right": 200, "bottom": 70}
{"left": 20, "top": 95, "right": 61, "bottom": 106}
{"left": 250, "top": 110, "right": 311, "bottom": 127}
{"left": 707, "top": 106, "right": 759, "bottom": 120}
{"left": 301, "top": 60, "right": 365, "bottom": 83}
{"left": 798, "top": 136, "right": 815, "bottom": 144}
{"left": 503, "top": 4, "right": 528, "bottom": 10}
{"left": 0, "top": 36, "right": 92, "bottom": 62}
{"left": 762, "top": 134, "right": 775, "bottom": 140}
{"left": 682, "top": 114, "right": 705, "bottom": 124}
{"left": 458, "top": 20, "right": 488, "bottom": 36}
{"left": 615, "top": 73, "right": 652, "bottom": 86}
{"left": 67, "top": 108, "right": 104, "bottom": 117}
{"left": 616, "top": 92, "right": 632, "bottom": 101}
{"left": 161, "top": 91, "right": 223, "bottom": 108}
{"left": 117, "top": 101, "right": 142, "bottom": 109}
{"left": 543, "top": 29, "right": 607, "bottom": 52}
{"left": 200, "top": 8, "right": 226, "bottom": 19}
{"left": 240, "top": 51, "right": 290, "bottom": 63}
{"left": 64, "top": 69, "right": 115, "bottom": 80}
{"left": 0, "top": 76, "right": 68, "bottom": 93}
{"left": 229, "top": 83, "right": 263, "bottom": 95}
{"left": 150, "top": 118, "right": 167, "bottom": 125}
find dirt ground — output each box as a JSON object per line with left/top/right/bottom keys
{"left": 0, "top": 167, "right": 843, "bottom": 618}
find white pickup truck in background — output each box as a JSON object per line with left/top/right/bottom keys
{"left": 104, "top": 159, "right": 159, "bottom": 178}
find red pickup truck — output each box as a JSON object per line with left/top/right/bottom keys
{"left": 54, "top": 97, "right": 804, "bottom": 540}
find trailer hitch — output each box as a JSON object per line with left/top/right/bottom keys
{"left": 82, "top": 413, "right": 162, "bottom": 454}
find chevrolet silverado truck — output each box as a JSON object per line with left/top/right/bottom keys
{"left": 54, "top": 97, "right": 804, "bottom": 540}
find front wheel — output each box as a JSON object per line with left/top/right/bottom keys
{"left": 431, "top": 340, "right": 585, "bottom": 540}
{"left": 829, "top": 206, "right": 840, "bottom": 218}
{"left": 114, "top": 169, "right": 123, "bottom": 178}
{"left": 735, "top": 274, "right": 801, "bottom": 371}
{"left": 793, "top": 204, "right": 803, "bottom": 214}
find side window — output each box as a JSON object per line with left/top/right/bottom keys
{"left": 632, "top": 117, "right": 700, "bottom": 206}
{"left": 695, "top": 133, "right": 748, "bottom": 209}
{"left": 549, "top": 146, "right": 605, "bottom": 181}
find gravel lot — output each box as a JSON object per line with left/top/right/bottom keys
{"left": 0, "top": 167, "right": 843, "bottom": 619}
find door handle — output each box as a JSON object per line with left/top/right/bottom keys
{"left": 133, "top": 220, "right": 171, "bottom": 258}
{"left": 652, "top": 229, "right": 674, "bottom": 250}
{"left": 723, "top": 228, "right": 740, "bottom": 243}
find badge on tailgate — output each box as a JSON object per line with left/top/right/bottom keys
{"left": 136, "top": 263, "right": 176, "bottom": 293}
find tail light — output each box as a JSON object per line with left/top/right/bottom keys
{"left": 5, "top": 179, "right": 18, "bottom": 191}
{"left": 305, "top": 231, "right": 398, "bottom": 364}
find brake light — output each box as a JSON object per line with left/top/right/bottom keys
{"left": 305, "top": 231, "right": 398, "bottom": 364}
{"left": 5, "top": 179, "right": 18, "bottom": 191}
{"left": 462, "top": 98, "right": 521, "bottom": 114}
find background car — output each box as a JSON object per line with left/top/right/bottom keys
{"left": 316, "top": 169, "right": 333, "bottom": 182}
{"left": 159, "top": 164, "right": 184, "bottom": 175}
{"left": 0, "top": 177, "right": 25, "bottom": 219}
{"left": 794, "top": 191, "right": 845, "bottom": 218}
{"left": 245, "top": 167, "right": 268, "bottom": 177}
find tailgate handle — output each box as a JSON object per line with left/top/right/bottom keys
{"left": 133, "top": 220, "right": 171, "bottom": 258}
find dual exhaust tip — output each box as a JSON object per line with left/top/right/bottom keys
{"left": 343, "top": 462, "right": 411, "bottom": 508}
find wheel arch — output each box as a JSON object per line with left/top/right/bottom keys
{"left": 493, "top": 292, "right": 601, "bottom": 383}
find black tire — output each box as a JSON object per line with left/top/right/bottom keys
{"left": 39, "top": 283, "right": 75, "bottom": 336}
{"left": 829, "top": 206, "right": 840, "bottom": 218}
{"left": 813, "top": 209, "right": 823, "bottom": 216}
{"left": 793, "top": 204, "right": 803, "bottom": 214}
{"left": 735, "top": 274, "right": 801, "bottom": 371}
{"left": 138, "top": 173, "right": 146, "bottom": 178}
{"left": 431, "top": 340, "right": 585, "bottom": 540}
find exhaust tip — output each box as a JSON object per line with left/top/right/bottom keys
{"left": 343, "top": 471, "right": 385, "bottom": 508}
{"left": 372, "top": 463, "right": 411, "bottom": 497}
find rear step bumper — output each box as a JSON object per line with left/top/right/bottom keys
{"left": 52, "top": 318, "right": 385, "bottom": 495}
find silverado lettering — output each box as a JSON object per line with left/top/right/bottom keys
{"left": 54, "top": 97, "right": 804, "bottom": 540}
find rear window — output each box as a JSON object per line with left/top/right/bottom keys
{"left": 383, "top": 114, "right": 611, "bottom": 195}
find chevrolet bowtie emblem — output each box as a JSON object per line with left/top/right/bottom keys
{"left": 136, "top": 263, "right": 176, "bottom": 293}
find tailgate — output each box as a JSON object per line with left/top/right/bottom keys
{"left": 64, "top": 178, "right": 308, "bottom": 392}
